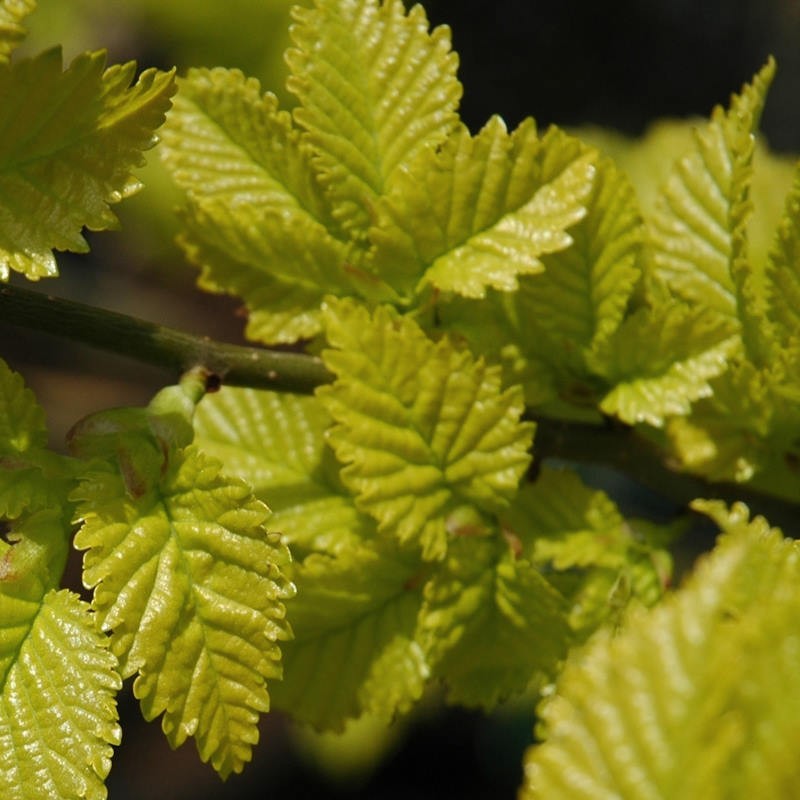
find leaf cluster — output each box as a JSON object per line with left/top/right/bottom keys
{"left": 2, "top": 0, "right": 800, "bottom": 797}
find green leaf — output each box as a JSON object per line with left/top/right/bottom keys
{"left": 0, "top": 488, "right": 116, "bottom": 800}
{"left": 0, "top": 357, "right": 46, "bottom": 456}
{"left": 0, "top": 48, "right": 175, "bottom": 281}
{"left": 0, "top": 589, "right": 120, "bottom": 800}
{"left": 318, "top": 298, "right": 534, "bottom": 560}
{"left": 72, "top": 445, "right": 294, "bottom": 779}
{"left": 647, "top": 59, "right": 774, "bottom": 318}
{"left": 666, "top": 359, "right": 771, "bottom": 482}
{"left": 160, "top": 67, "right": 360, "bottom": 344}
{"left": 664, "top": 350, "right": 800, "bottom": 496}
{"left": 0, "top": 357, "right": 48, "bottom": 516}
{"left": 0, "top": 357, "right": 74, "bottom": 520}
{"left": 0, "top": 510, "right": 73, "bottom": 683}
{"left": 0, "top": 0, "right": 35, "bottom": 64}
{"left": 527, "top": 151, "right": 643, "bottom": 356}
{"left": 418, "top": 536, "right": 571, "bottom": 708}
{"left": 180, "top": 203, "right": 353, "bottom": 344}
{"left": 521, "top": 501, "right": 800, "bottom": 800}
{"left": 67, "top": 367, "right": 208, "bottom": 500}
{"left": 435, "top": 147, "right": 641, "bottom": 413}
{"left": 598, "top": 302, "right": 740, "bottom": 425}
{"left": 270, "top": 540, "right": 425, "bottom": 729}
{"left": 370, "top": 120, "right": 595, "bottom": 298}
{"left": 502, "top": 467, "right": 670, "bottom": 636}
{"left": 765, "top": 164, "right": 800, "bottom": 342}
{"left": 576, "top": 120, "right": 797, "bottom": 275}
{"left": 287, "top": 0, "right": 461, "bottom": 236}
{"left": 193, "top": 386, "right": 369, "bottom": 557}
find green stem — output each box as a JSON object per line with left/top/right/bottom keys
{"left": 1, "top": 284, "right": 798, "bottom": 524}
{"left": 0, "top": 284, "right": 332, "bottom": 394}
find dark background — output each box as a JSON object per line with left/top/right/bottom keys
{"left": 4, "top": 1, "right": 800, "bottom": 798}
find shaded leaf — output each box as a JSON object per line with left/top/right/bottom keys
{"left": 270, "top": 540, "right": 425, "bottom": 729}
{"left": 418, "top": 536, "right": 571, "bottom": 708}
{"left": 598, "top": 302, "right": 740, "bottom": 426}
{"left": 502, "top": 467, "right": 670, "bottom": 636}
{"left": 765, "top": 164, "right": 800, "bottom": 342}
{"left": 0, "top": 358, "right": 73, "bottom": 520}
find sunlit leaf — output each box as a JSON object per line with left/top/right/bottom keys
{"left": 0, "top": 589, "right": 120, "bottom": 800}
{"left": 521, "top": 501, "right": 800, "bottom": 799}
{"left": 318, "top": 298, "right": 534, "bottom": 559}
{"left": 160, "top": 67, "right": 357, "bottom": 344}
{"left": 287, "top": 0, "right": 461, "bottom": 236}
{"left": 71, "top": 377, "right": 294, "bottom": 779}
{"left": 647, "top": 59, "right": 774, "bottom": 319}
{"left": 0, "top": 49, "right": 175, "bottom": 280}
{"left": 371, "top": 120, "right": 594, "bottom": 298}
{"left": 598, "top": 302, "right": 740, "bottom": 425}
{"left": 531, "top": 152, "right": 642, "bottom": 355}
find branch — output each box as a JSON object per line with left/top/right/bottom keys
{"left": 0, "top": 284, "right": 332, "bottom": 394}
{"left": 1, "top": 284, "right": 798, "bottom": 526}
{"left": 534, "top": 417, "right": 800, "bottom": 531}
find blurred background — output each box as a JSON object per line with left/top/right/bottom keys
{"left": 3, "top": 1, "right": 800, "bottom": 797}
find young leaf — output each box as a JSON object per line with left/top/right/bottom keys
{"left": 0, "top": 0, "right": 35, "bottom": 64}
{"left": 193, "top": 386, "right": 369, "bottom": 557}
{"left": 71, "top": 375, "right": 293, "bottom": 778}
{"left": 436, "top": 146, "right": 641, "bottom": 412}
{"left": 0, "top": 356, "right": 47, "bottom": 517}
{"left": 665, "top": 349, "right": 800, "bottom": 498}
{"left": 521, "top": 501, "right": 800, "bottom": 800}
{"left": 418, "top": 535, "right": 572, "bottom": 708}
{"left": 287, "top": 0, "right": 461, "bottom": 236}
{"left": 160, "top": 67, "right": 359, "bottom": 344}
{"left": 0, "top": 48, "right": 175, "bottom": 281}
{"left": 502, "top": 468, "right": 671, "bottom": 635}
{"left": 0, "top": 589, "right": 121, "bottom": 800}
{"left": 666, "top": 359, "right": 771, "bottom": 482}
{"left": 530, "top": 150, "right": 642, "bottom": 356}
{"left": 370, "top": 120, "right": 595, "bottom": 298}
{"left": 597, "top": 302, "right": 740, "bottom": 426}
{"left": 73, "top": 447, "right": 293, "bottom": 779}
{"left": 270, "top": 541, "right": 426, "bottom": 729}
{"left": 0, "top": 507, "right": 116, "bottom": 800}
{"left": 0, "top": 357, "right": 74, "bottom": 520}
{"left": 0, "top": 357, "right": 45, "bottom": 456}
{"left": 318, "top": 298, "right": 534, "bottom": 560}
{"left": 765, "top": 164, "right": 800, "bottom": 342}
{"left": 647, "top": 59, "right": 774, "bottom": 319}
